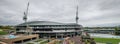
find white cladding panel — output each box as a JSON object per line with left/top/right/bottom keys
{"left": 53, "top": 30, "right": 75, "bottom": 32}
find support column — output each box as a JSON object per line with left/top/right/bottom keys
{"left": 37, "top": 34, "right": 39, "bottom": 40}
{"left": 49, "top": 35, "right": 51, "bottom": 38}
{"left": 31, "top": 38, "right": 32, "bottom": 40}
{"left": 56, "top": 33, "right": 57, "bottom": 38}
{"left": 73, "top": 33, "right": 75, "bottom": 37}
{"left": 62, "top": 34, "right": 63, "bottom": 38}
{"left": 71, "top": 33, "right": 73, "bottom": 37}
{"left": 21, "top": 40, "right": 23, "bottom": 44}
{"left": 48, "top": 35, "right": 50, "bottom": 42}
{"left": 70, "top": 32, "right": 72, "bottom": 37}
{"left": 49, "top": 35, "right": 51, "bottom": 40}
{"left": 70, "top": 34, "right": 72, "bottom": 37}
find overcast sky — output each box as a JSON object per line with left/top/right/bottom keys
{"left": 0, "top": 0, "right": 120, "bottom": 26}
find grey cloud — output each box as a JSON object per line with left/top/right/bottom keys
{"left": 0, "top": 0, "right": 120, "bottom": 27}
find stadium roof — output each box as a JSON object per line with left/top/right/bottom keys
{"left": 17, "top": 21, "right": 79, "bottom": 26}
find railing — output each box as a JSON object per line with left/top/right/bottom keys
{"left": 17, "top": 30, "right": 81, "bottom": 33}
{"left": 31, "top": 27, "right": 81, "bottom": 29}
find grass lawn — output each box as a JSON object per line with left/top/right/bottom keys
{"left": 40, "top": 40, "right": 48, "bottom": 44}
{"left": 34, "top": 39, "right": 42, "bottom": 42}
{"left": 94, "top": 37, "right": 120, "bottom": 44}
{"left": 0, "top": 31, "right": 8, "bottom": 35}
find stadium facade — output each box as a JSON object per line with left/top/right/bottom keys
{"left": 16, "top": 21, "right": 82, "bottom": 38}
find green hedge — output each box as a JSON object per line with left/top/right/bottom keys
{"left": 34, "top": 39, "right": 42, "bottom": 42}
{"left": 0, "top": 31, "right": 8, "bottom": 35}
{"left": 40, "top": 40, "right": 48, "bottom": 44}
{"left": 27, "top": 43, "right": 34, "bottom": 44}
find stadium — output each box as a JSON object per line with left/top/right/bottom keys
{"left": 16, "top": 21, "right": 82, "bottom": 38}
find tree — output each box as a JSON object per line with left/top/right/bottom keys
{"left": 114, "top": 27, "right": 120, "bottom": 35}
{"left": 0, "top": 26, "right": 14, "bottom": 31}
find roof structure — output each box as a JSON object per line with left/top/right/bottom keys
{"left": 18, "top": 21, "right": 79, "bottom": 26}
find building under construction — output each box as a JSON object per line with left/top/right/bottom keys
{"left": 16, "top": 0, "right": 82, "bottom": 38}
{"left": 16, "top": 21, "right": 82, "bottom": 38}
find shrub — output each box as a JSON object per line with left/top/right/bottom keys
{"left": 27, "top": 43, "right": 34, "bottom": 44}
{"left": 0, "top": 31, "right": 8, "bottom": 35}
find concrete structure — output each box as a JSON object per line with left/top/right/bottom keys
{"left": 16, "top": 21, "right": 82, "bottom": 38}
{"left": 0, "top": 34, "right": 39, "bottom": 44}
{"left": 84, "top": 29, "right": 115, "bottom": 34}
